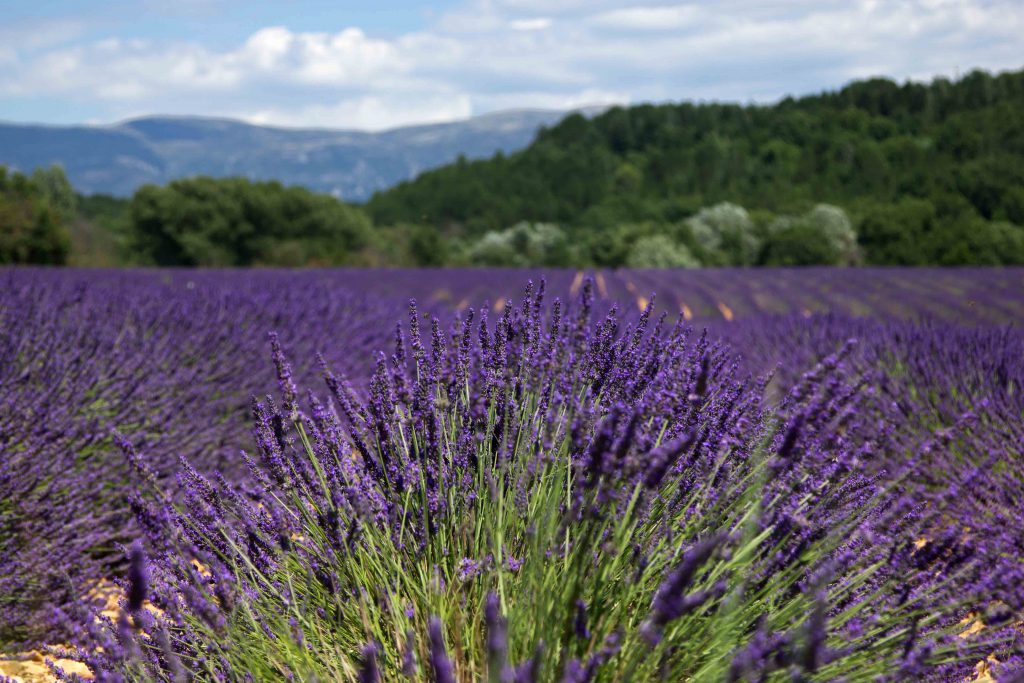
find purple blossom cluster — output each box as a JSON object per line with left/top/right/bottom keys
{"left": 1, "top": 267, "right": 1022, "bottom": 681}
{"left": 0, "top": 268, "right": 399, "bottom": 643}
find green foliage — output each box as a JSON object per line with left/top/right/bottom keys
{"left": 0, "top": 165, "right": 72, "bottom": 265}
{"left": 930, "top": 219, "right": 1024, "bottom": 266}
{"left": 467, "top": 222, "right": 574, "bottom": 267}
{"left": 128, "top": 176, "right": 372, "bottom": 266}
{"left": 30, "top": 166, "right": 77, "bottom": 220}
{"left": 408, "top": 223, "right": 451, "bottom": 266}
{"left": 762, "top": 221, "right": 844, "bottom": 266}
{"left": 762, "top": 205, "right": 859, "bottom": 266}
{"left": 625, "top": 234, "right": 699, "bottom": 268}
{"left": 367, "top": 68, "right": 1024, "bottom": 266}
{"left": 11, "top": 67, "right": 1024, "bottom": 269}
{"left": 684, "top": 202, "right": 760, "bottom": 266}
{"left": 855, "top": 198, "right": 935, "bottom": 265}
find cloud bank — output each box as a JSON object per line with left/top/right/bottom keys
{"left": 1, "top": 0, "right": 1022, "bottom": 130}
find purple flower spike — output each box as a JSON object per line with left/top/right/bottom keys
{"left": 126, "top": 540, "right": 149, "bottom": 614}
{"left": 358, "top": 641, "right": 380, "bottom": 683}
{"left": 428, "top": 616, "right": 456, "bottom": 683}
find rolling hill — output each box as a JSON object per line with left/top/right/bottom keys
{"left": 0, "top": 108, "right": 595, "bottom": 200}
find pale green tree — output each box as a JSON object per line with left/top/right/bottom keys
{"left": 625, "top": 234, "right": 700, "bottom": 268}
{"left": 685, "top": 202, "right": 759, "bottom": 265}
{"left": 468, "top": 222, "right": 572, "bottom": 266}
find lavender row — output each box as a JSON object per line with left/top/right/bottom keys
{"left": 0, "top": 268, "right": 402, "bottom": 643}
{"left": 1, "top": 267, "right": 1021, "bottom": 680}
{"left": 57, "top": 279, "right": 1023, "bottom": 680}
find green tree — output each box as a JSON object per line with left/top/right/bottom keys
{"left": 857, "top": 199, "right": 935, "bottom": 265}
{"left": 366, "top": 67, "right": 1024, "bottom": 268}
{"left": 762, "top": 221, "right": 843, "bottom": 266}
{"left": 0, "top": 166, "right": 72, "bottom": 264}
{"left": 128, "top": 176, "right": 371, "bottom": 266}
{"left": 625, "top": 234, "right": 699, "bottom": 268}
{"left": 408, "top": 225, "right": 450, "bottom": 266}
{"left": 762, "top": 205, "right": 859, "bottom": 266}
{"left": 30, "top": 165, "right": 78, "bottom": 220}
{"left": 930, "top": 219, "right": 1024, "bottom": 265}
{"left": 467, "top": 222, "right": 572, "bottom": 267}
{"left": 685, "top": 202, "right": 759, "bottom": 266}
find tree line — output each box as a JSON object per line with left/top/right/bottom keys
{"left": 366, "top": 67, "right": 1024, "bottom": 267}
{"left": 3, "top": 67, "right": 1023, "bottom": 267}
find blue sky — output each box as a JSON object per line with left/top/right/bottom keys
{"left": 2, "top": 0, "right": 1022, "bottom": 130}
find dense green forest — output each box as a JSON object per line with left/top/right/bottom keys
{"left": 368, "top": 67, "right": 1024, "bottom": 267}
{"left": 3, "top": 68, "right": 1023, "bottom": 267}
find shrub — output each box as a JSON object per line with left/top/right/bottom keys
{"left": 685, "top": 203, "right": 760, "bottom": 266}
{"left": 468, "top": 222, "right": 572, "bottom": 267}
{"left": 763, "top": 205, "right": 860, "bottom": 266}
{"left": 625, "top": 234, "right": 699, "bottom": 268}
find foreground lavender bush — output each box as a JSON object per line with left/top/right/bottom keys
{"left": 57, "top": 282, "right": 1021, "bottom": 681}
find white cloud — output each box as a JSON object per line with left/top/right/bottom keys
{"left": 475, "top": 88, "right": 629, "bottom": 112}
{"left": 590, "top": 5, "right": 701, "bottom": 31}
{"left": 1, "top": 0, "right": 1022, "bottom": 128}
{"left": 244, "top": 93, "right": 474, "bottom": 131}
{"left": 509, "top": 17, "right": 553, "bottom": 31}
{"left": 237, "top": 26, "right": 406, "bottom": 84}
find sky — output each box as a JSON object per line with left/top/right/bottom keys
{"left": 1, "top": 0, "right": 1022, "bottom": 131}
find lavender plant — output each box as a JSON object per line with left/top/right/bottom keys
{"left": 57, "top": 281, "right": 1022, "bottom": 681}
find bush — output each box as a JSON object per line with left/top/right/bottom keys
{"left": 685, "top": 203, "right": 760, "bottom": 266}
{"left": 931, "top": 219, "right": 1024, "bottom": 265}
{"left": 763, "top": 205, "right": 860, "bottom": 266}
{"left": 625, "top": 234, "right": 699, "bottom": 268}
{"left": 128, "top": 176, "right": 372, "bottom": 266}
{"left": 468, "top": 222, "right": 572, "bottom": 266}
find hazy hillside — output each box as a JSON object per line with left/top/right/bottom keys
{"left": 0, "top": 109, "right": 594, "bottom": 200}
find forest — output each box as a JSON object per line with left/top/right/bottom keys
{"left": 3, "top": 67, "right": 1023, "bottom": 267}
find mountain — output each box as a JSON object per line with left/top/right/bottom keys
{"left": 0, "top": 108, "right": 598, "bottom": 200}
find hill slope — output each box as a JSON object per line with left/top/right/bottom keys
{"left": 0, "top": 109, "right": 590, "bottom": 200}
{"left": 367, "top": 69, "right": 1024, "bottom": 243}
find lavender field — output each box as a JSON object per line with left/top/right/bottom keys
{"left": 2, "top": 267, "right": 1023, "bottom": 682}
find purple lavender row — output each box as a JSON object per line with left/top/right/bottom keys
{"left": 48, "top": 279, "right": 1023, "bottom": 680}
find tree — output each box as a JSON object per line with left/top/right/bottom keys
{"left": 408, "top": 225, "right": 449, "bottom": 266}
{"left": 761, "top": 221, "right": 842, "bottom": 266}
{"left": 128, "top": 176, "right": 371, "bottom": 266}
{"left": 930, "top": 219, "right": 1024, "bottom": 265}
{"left": 30, "top": 166, "right": 78, "bottom": 220}
{"left": 0, "top": 166, "right": 72, "bottom": 265}
{"left": 625, "top": 235, "right": 699, "bottom": 268}
{"left": 857, "top": 199, "right": 934, "bottom": 265}
{"left": 366, "top": 67, "right": 1024, "bottom": 269}
{"left": 762, "top": 205, "right": 860, "bottom": 266}
{"left": 802, "top": 204, "right": 861, "bottom": 265}
{"left": 685, "top": 202, "right": 759, "bottom": 266}
{"left": 467, "top": 222, "right": 572, "bottom": 267}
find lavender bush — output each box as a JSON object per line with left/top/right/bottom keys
{"left": 48, "top": 281, "right": 1022, "bottom": 681}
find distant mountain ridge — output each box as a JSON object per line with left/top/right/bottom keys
{"left": 0, "top": 108, "right": 598, "bottom": 200}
